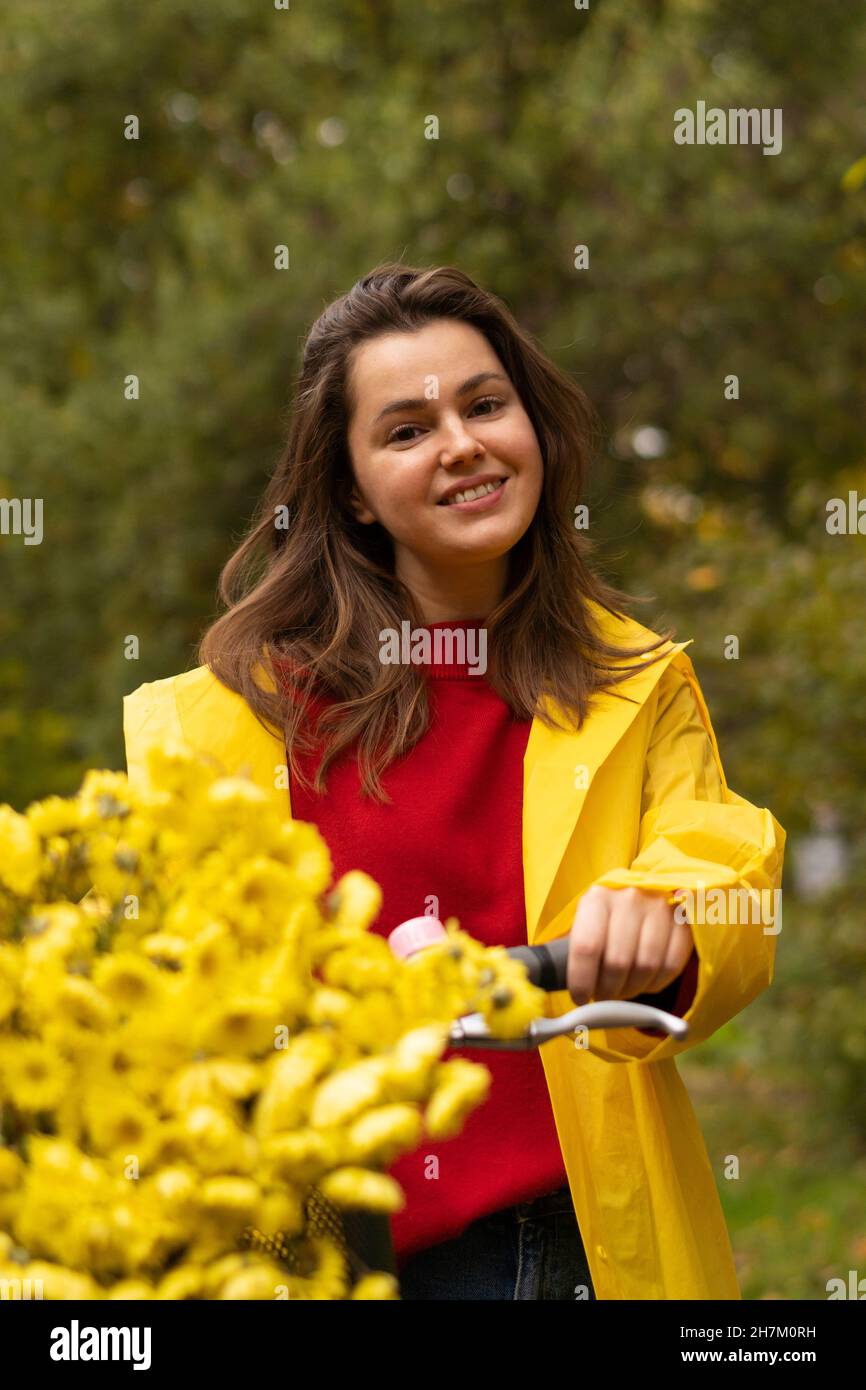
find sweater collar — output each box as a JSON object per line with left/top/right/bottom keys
{"left": 415, "top": 619, "right": 488, "bottom": 680}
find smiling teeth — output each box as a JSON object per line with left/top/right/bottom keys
{"left": 444, "top": 480, "right": 504, "bottom": 505}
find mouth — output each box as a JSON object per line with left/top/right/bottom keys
{"left": 437, "top": 477, "right": 509, "bottom": 511}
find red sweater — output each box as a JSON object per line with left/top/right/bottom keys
{"left": 279, "top": 621, "right": 697, "bottom": 1263}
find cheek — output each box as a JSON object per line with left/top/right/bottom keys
{"left": 361, "top": 458, "right": 432, "bottom": 529}
{"left": 498, "top": 416, "right": 543, "bottom": 470}
{"left": 384, "top": 457, "right": 434, "bottom": 508}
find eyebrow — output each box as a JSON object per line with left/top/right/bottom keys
{"left": 372, "top": 371, "right": 510, "bottom": 426}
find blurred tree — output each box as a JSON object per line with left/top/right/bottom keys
{"left": 0, "top": 0, "right": 863, "bottom": 860}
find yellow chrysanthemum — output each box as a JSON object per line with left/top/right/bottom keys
{"left": 20, "top": 903, "right": 96, "bottom": 972}
{"left": 199, "top": 1252, "right": 253, "bottom": 1294}
{"left": 218, "top": 1259, "right": 300, "bottom": 1301}
{"left": 309, "top": 1056, "right": 390, "bottom": 1128}
{"left": 424, "top": 1058, "right": 492, "bottom": 1140}
{"left": 144, "top": 741, "right": 217, "bottom": 803}
{"left": 0, "top": 806, "right": 42, "bottom": 897}
{"left": 163, "top": 1059, "right": 261, "bottom": 1116}
{"left": 77, "top": 770, "right": 137, "bottom": 828}
{"left": 338, "top": 990, "right": 407, "bottom": 1052}
{"left": 50, "top": 1207, "right": 130, "bottom": 1279}
{"left": 180, "top": 1105, "right": 257, "bottom": 1176}
{"left": 324, "top": 870, "right": 382, "bottom": 933}
{"left": 199, "top": 782, "right": 279, "bottom": 863}
{"left": 139, "top": 932, "right": 189, "bottom": 967}
{"left": 0, "top": 944, "right": 20, "bottom": 1025}
{"left": 385, "top": 1024, "right": 450, "bottom": 1102}
{"left": 345, "top": 1103, "right": 423, "bottom": 1167}
{"left": 351, "top": 1272, "right": 400, "bottom": 1300}
{"left": 53, "top": 975, "right": 115, "bottom": 1032}
{"left": 0, "top": 746, "right": 559, "bottom": 1298}
{"left": 11, "top": 1260, "right": 100, "bottom": 1300}
{"left": 156, "top": 1263, "right": 210, "bottom": 1300}
{"left": 323, "top": 936, "right": 398, "bottom": 994}
{"left": 82, "top": 1087, "right": 155, "bottom": 1160}
{"left": 92, "top": 953, "right": 165, "bottom": 1011}
{"left": 184, "top": 921, "right": 239, "bottom": 984}
{"left": 473, "top": 946, "right": 546, "bottom": 1037}
{"left": 306, "top": 985, "right": 354, "bottom": 1029}
{"left": 26, "top": 795, "right": 83, "bottom": 839}
{"left": 85, "top": 834, "right": 155, "bottom": 904}
{"left": 0, "top": 1147, "right": 24, "bottom": 1192}
{"left": 194, "top": 996, "right": 282, "bottom": 1058}
{"left": 14, "top": 958, "right": 64, "bottom": 1030}
{"left": 317, "top": 1167, "right": 405, "bottom": 1214}
{"left": 269, "top": 820, "right": 332, "bottom": 897}
{"left": 296, "top": 1236, "right": 349, "bottom": 1300}
{"left": 0, "top": 1038, "right": 71, "bottom": 1113}
{"left": 251, "top": 1186, "right": 304, "bottom": 1240}
{"left": 256, "top": 940, "right": 309, "bottom": 1024}
{"left": 260, "top": 1129, "right": 342, "bottom": 1186}
{"left": 146, "top": 1119, "right": 193, "bottom": 1171}
{"left": 199, "top": 1177, "right": 261, "bottom": 1223}
{"left": 221, "top": 857, "right": 298, "bottom": 924}
{"left": 149, "top": 1164, "right": 199, "bottom": 1215}
{"left": 104, "top": 1278, "right": 157, "bottom": 1299}
{"left": 26, "top": 1135, "right": 102, "bottom": 1187}
{"left": 226, "top": 1235, "right": 347, "bottom": 1301}
{"left": 253, "top": 1031, "right": 339, "bottom": 1137}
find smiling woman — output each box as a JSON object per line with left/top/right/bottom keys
{"left": 345, "top": 318, "right": 544, "bottom": 620}
{"left": 193, "top": 262, "right": 673, "bottom": 804}
{"left": 123, "top": 262, "right": 785, "bottom": 1300}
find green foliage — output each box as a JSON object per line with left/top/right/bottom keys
{"left": 681, "top": 895, "right": 866, "bottom": 1298}
{"left": 2, "top": 0, "right": 864, "bottom": 810}
{"left": 762, "top": 895, "right": 866, "bottom": 1131}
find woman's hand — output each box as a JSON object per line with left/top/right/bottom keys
{"left": 566, "top": 884, "right": 693, "bottom": 1006}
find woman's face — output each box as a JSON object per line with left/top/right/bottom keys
{"left": 345, "top": 318, "right": 544, "bottom": 616}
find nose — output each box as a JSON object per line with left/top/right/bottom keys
{"left": 437, "top": 410, "right": 486, "bottom": 467}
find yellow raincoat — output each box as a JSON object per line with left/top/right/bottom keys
{"left": 122, "top": 601, "right": 785, "bottom": 1300}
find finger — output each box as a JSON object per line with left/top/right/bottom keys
{"left": 619, "top": 895, "right": 674, "bottom": 998}
{"left": 567, "top": 887, "right": 609, "bottom": 1004}
{"left": 641, "top": 918, "right": 694, "bottom": 995}
{"left": 597, "top": 888, "right": 643, "bottom": 999}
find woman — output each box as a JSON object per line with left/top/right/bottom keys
{"left": 123, "top": 263, "right": 786, "bottom": 1300}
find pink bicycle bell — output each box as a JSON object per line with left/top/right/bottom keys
{"left": 387, "top": 915, "right": 449, "bottom": 961}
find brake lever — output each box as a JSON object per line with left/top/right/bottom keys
{"left": 449, "top": 999, "right": 689, "bottom": 1049}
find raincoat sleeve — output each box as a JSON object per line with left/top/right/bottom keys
{"left": 122, "top": 677, "right": 185, "bottom": 792}
{"left": 584, "top": 650, "right": 786, "bottom": 1065}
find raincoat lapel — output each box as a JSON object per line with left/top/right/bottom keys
{"left": 522, "top": 637, "right": 693, "bottom": 943}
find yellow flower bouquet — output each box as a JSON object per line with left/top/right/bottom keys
{"left": 0, "top": 745, "right": 545, "bottom": 1300}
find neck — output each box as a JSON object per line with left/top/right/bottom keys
{"left": 396, "top": 553, "right": 508, "bottom": 624}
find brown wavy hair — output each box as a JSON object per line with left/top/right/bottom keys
{"left": 198, "top": 262, "right": 673, "bottom": 802}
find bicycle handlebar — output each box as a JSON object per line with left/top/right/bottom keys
{"left": 388, "top": 917, "right": 689, "bottom": 1049}
{"left": 506, "top": 937, "right": 572, "bottom": 991}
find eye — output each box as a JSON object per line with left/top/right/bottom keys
{"left": 471, "top": 394, "right": 505, "bottom": 416}
{"left": 386, "top": 422, "right": 423, "bottom": 445}
{"left": 385, "top": 395, "right": 506, "bottom": 446}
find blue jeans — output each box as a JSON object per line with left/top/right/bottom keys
{"left": 397, "top": 1185, "right": 597, "bottom": 1301}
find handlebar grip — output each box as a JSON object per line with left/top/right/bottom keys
{"left": 387, "top": 916, "right": 572, "bottom": 993}
{"left": 506, "top": 937, "right": 571, "bottom": 992}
